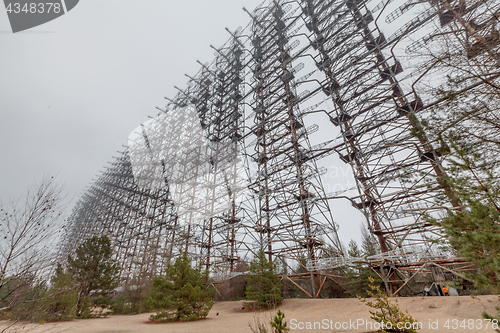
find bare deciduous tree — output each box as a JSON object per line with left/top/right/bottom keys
{"left": 0, "top": 176, "right": 66, "bottom": 308}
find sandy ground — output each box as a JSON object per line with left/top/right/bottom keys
{"left": 1, "top": 295, "right": 499, "bottom": 333}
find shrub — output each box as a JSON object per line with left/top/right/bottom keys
{"left": 244, "top": 251, "right": 282, "bottom": 309}
{"left": 346, "top": 267, "right": 384, "bottom": 298}
{"left": 9, "top": 280, "right": 48, "bottom": 322}
{"left": 112, "top": 280, "right": 152, "bottom": 315}
{"left": 45, "top": 264, "right": 78, "bottom": 321}
{"left": 271, "top": 310, "right": 289, "bottom": 333}
{"left": 359, "top": 277, "right": 420, "bottom": 333}
{"left": 7, "top": 267, "right": 78, "bottom": 322}
{"left": 147, "top": 253, "right": 213, "bottom": 322}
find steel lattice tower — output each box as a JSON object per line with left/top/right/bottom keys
{"left": 60, "top": 0, "right": 499, "bottom": 296}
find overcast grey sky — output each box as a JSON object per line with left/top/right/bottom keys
{"left": 0, "top": 0, "right": 264, "bottom": 209}
{"left": 0, "top": 0, "right": 378, "bottom": 250}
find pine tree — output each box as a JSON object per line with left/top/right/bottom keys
{"left": 435, "top": 201, "right": 500, "bottom": 292}
{"left": 425, "top": 144, "right": 500, "bottom": 293}
{"left": 361, "top": 225, "right": 379, "bottom": 257}
{"left": 244, "top": 250, "right": 282, "bottom": 309}
{"left": 347, "top": 239, "right": 361, "bottom": 259}
{"left": 147, "top": 253, "right": 213, "bottom": 322}
{"left": 345, "top": 239, "right": 383, "bottom": 298}
{"left": 45, "top": 264, "right": 78, "bottom": 321}
{"left": 416, "top": 15, "right": 500, "bottom": 291}
{"left": 270, "top": 310, "right": 290, "bottom": 333}
{"left": 359, "top": 277, "right": 420, "bottom": 333}
{"left": 67, "top": 235, "right": 119, "bottom": 317}
{"left": 424, "top": 104, "right": 500, "bottom": 323}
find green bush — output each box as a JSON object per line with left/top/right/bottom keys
{"left": 147, "top": 253, "right": 213, "bottom": 322}
{"left": 346, "top": 267, "right": 384, "bottom": 298}
{"left": 45, "top": 265, "right": 78, "bottom": 321}
{"left": 0, "top": 276, "right": 32, "bottom": 319}
{"left": 8, "top": 267, "right": 78, "bottom": 322}
{"left": 2, "top": 236, "right": 117, "bottom": 322}
{"left": 271, "top": 310, "right": 289, "bottom": 333}
{"left": 67, "top": 235, "right": 119, "bottom": 317}
{"left": 112, "top": 283, "right": 152, "bottom": 315}
{"left": 244, "top": 251, "right": 282, "bottom": 309}
{"left": 9, "top": 281, "right": 48, "bottom": 322}
{"left": 359, "top": 277, "right": 420, "bottom": 333}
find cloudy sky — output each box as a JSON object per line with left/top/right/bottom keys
{"left": 1, "top": 0, "right": 378, "bottom": 250}
{"left": 0, "top": 0, "right": 264, "bottom": 210}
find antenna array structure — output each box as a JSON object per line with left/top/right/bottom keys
{"left": 59, "top": 0, "right": 499, "bottom": 296}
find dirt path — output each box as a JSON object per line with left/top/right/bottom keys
{"left": 1, "top": 295, "right": 498, "bottom": 333}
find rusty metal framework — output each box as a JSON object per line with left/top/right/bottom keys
{"left": 59, "top": 0, "right": 499, "bottom": 295}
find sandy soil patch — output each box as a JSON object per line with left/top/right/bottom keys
{"left": 1, "top": 295, "right": 498, "bottom": 333}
